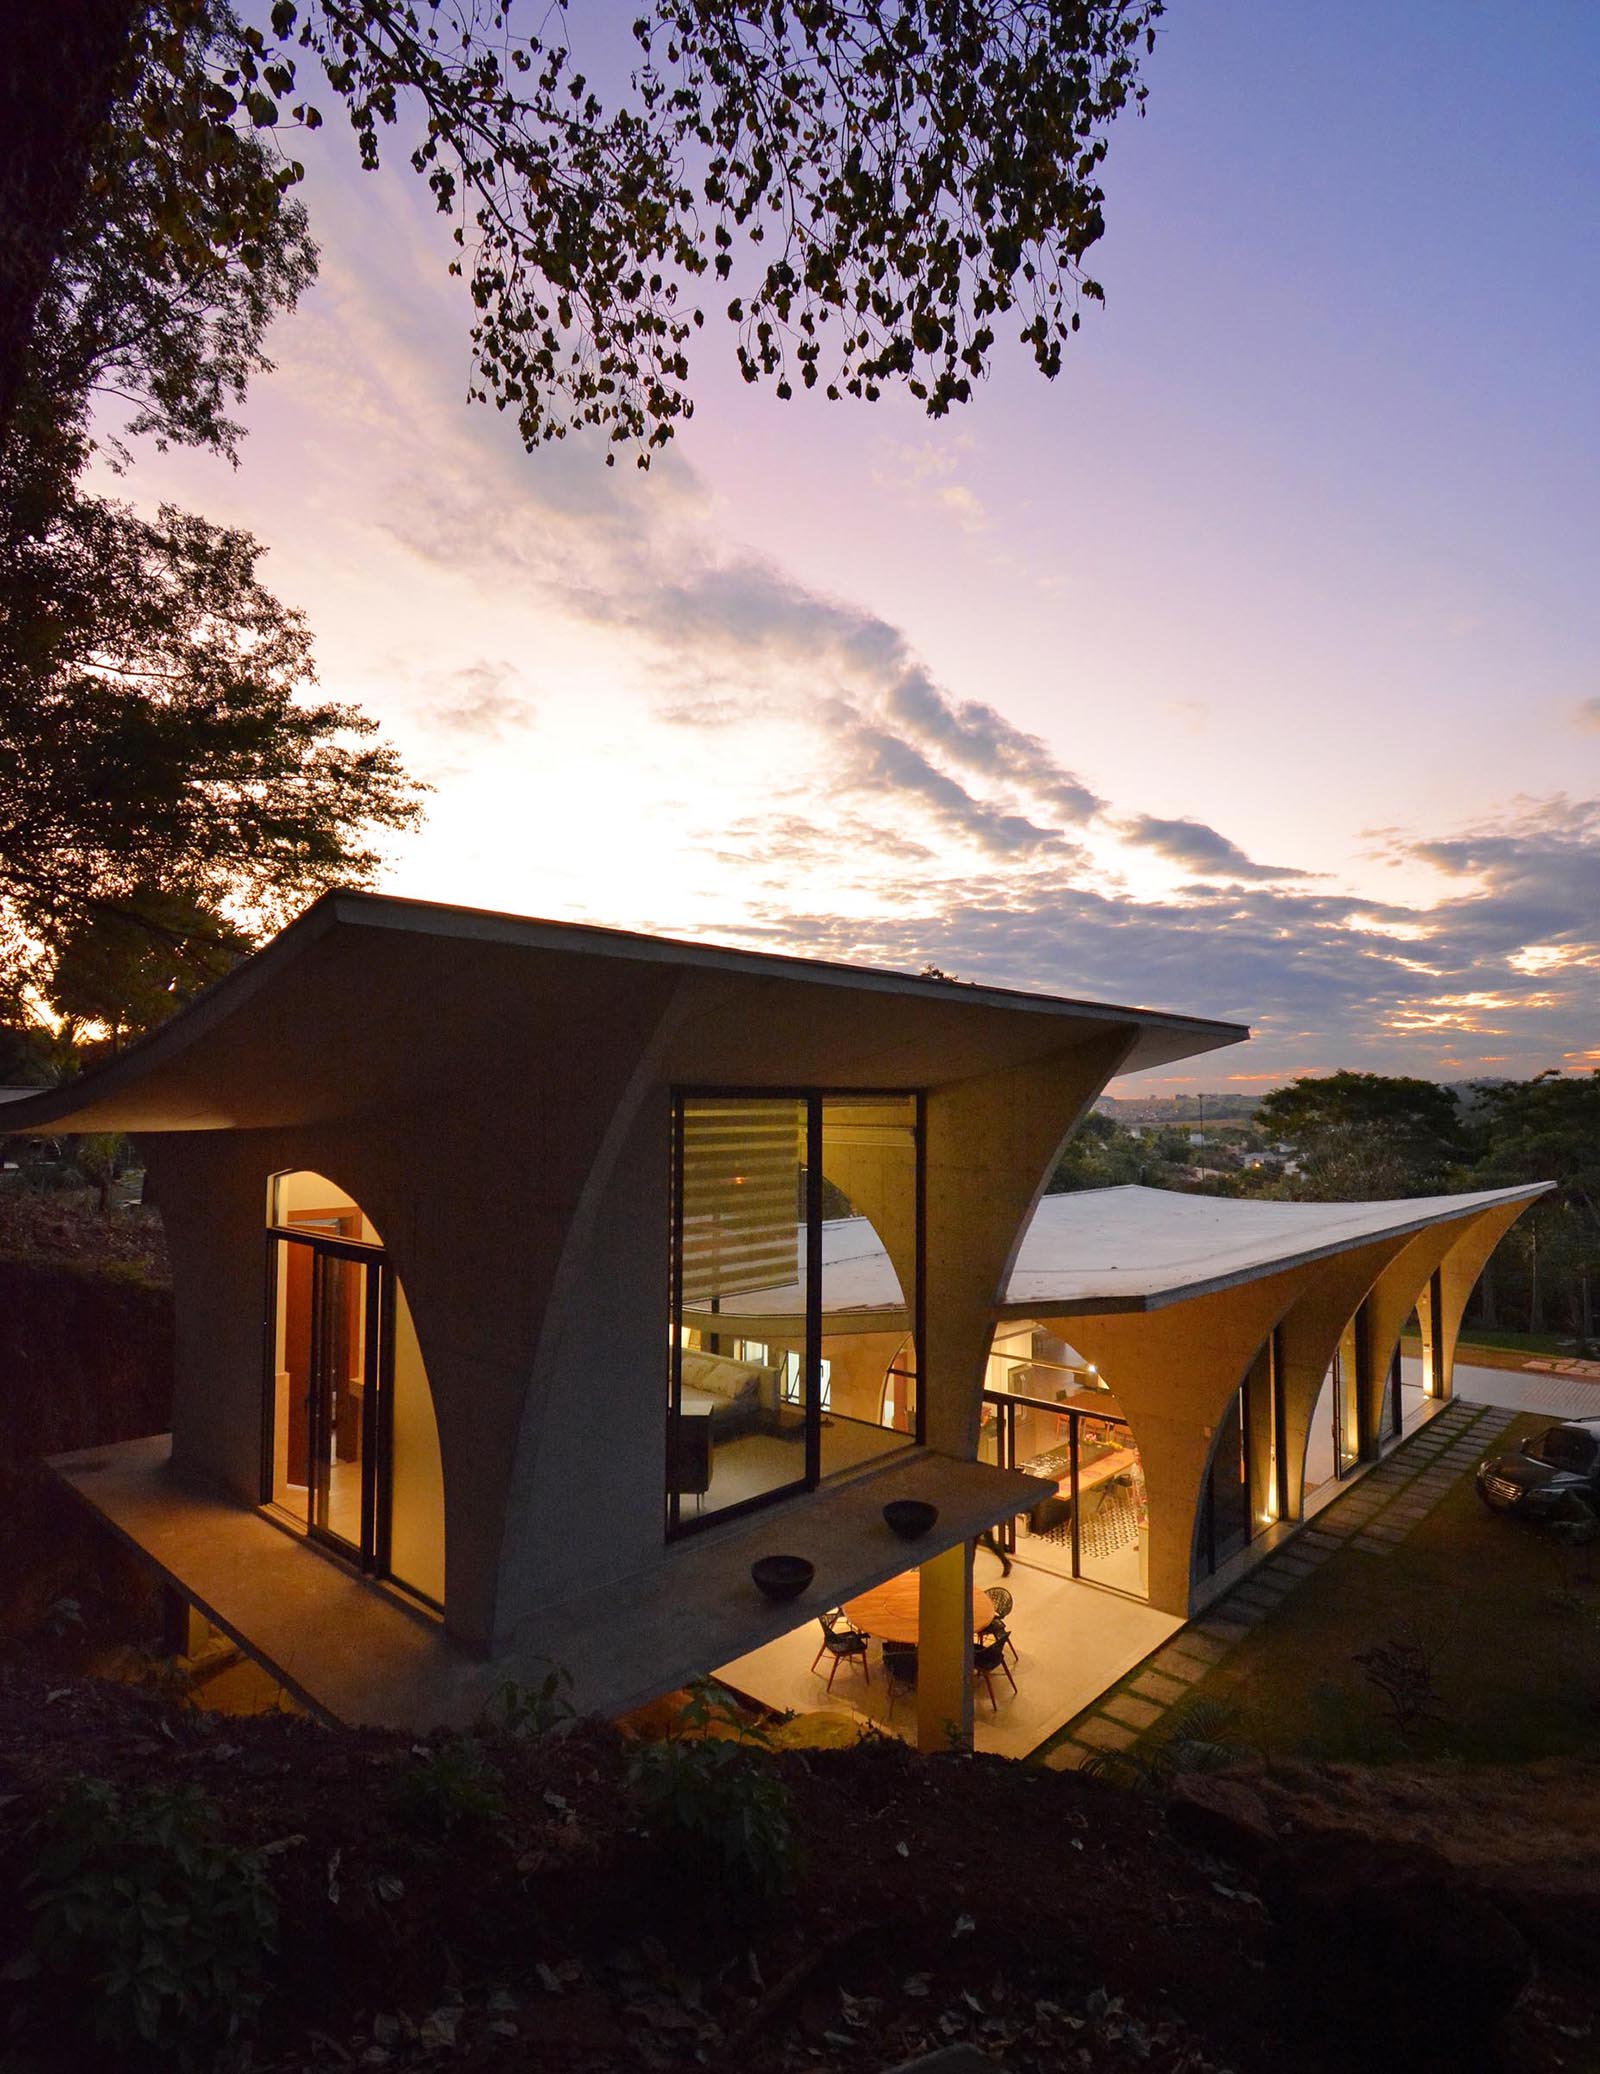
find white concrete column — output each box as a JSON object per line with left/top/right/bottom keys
{"left": 916, "top": 1538, "right": 974, "bottom": 1753}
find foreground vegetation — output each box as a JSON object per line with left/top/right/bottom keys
{"left": 0, "top": 1659, "right": 1597, "bottom": 2074}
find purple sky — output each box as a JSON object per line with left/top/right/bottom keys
{"left": 97, "top": 1, "right": 1600, "bottom": 1091}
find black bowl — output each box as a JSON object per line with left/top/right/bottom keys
{"left": 751, "top": 1554, "right": 815, "bottom": 1602}
{"left": 883, "top": 1499, "right": 939, "bottom": 1540}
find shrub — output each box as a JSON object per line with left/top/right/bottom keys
{"left": 1079, "top": 1696, "right": 1243, "bottom": 1793}
{"left": 625, "top": 1684, "right": 797, "bottom": 1906}
{"left": 21, "top": 1775, "right": 277, "bottom": 2065}
{"left": 483, "top": 1659, "right": 575, "bottom": 1740}
{"left": 1353, "top": 1627, "right": 1446, "bottom": 1741}
{"left": 390, "top": 1734, "right": 506, "bottom": 1842}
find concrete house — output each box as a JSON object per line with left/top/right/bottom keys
{"left": 1, "top": 893, "right": 1544, "bottom": 1751}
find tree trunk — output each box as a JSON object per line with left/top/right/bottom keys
{"left": 0, "top": 0, "right": 140, "bottom": 450}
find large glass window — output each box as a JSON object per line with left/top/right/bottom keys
{"left": 667, "top": 1092, "right": 923, "bottom": 1535}
{"left": 981, "top": 1352, "right": 1148, "bottom": 1599}
{"left": 1196, "top": 1335, "right": 1288, "bottom": 1581}
{"left": 265, "top": 1171, "right": 445, "bottom": 1606}
{"left": 818, "top": 1096, "right": 919, "bottom": 1481}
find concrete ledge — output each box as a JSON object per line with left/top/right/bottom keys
{"left": 501, "top": 1448, "right": 1055, "bottom": 1721}
{"left": 51, "top": 1436, "right": 1052, "bottom": 1730}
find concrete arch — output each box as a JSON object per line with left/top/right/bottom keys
{"left": 1353, "top": 1210, "right": 1486, "bottom": 1449}
{"left": 1439, "top": 1197, "right": 1536, "bottom": 1384}
{"left": 490, "top": 970, "right": 696, "bottom": 1643}
{"left": 1031, "top": 1261, "right": 1308, "bottom": 1617}
{"left": 1184, "top": 1322, "right": 1282, "bottom": 1593}
{"left": 1275, "top": 1233, "right": 1422, "bottom": 1517}
{"left": 921, "top": 1026, "right": 1139, "bottom": 1460}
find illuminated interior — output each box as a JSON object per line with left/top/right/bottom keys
{"left": 980, "top": 1324, "right": 1150, "bottom": 1598}
{"left": 666, "top": 1093, "right": 921, "bottom": 1532}
{"left": 266, "top": 1170, "right": 445, "bottom": 1605}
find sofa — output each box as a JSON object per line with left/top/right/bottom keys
{"left": 679, "top": 1347, "right": 787, "bottom": 1442}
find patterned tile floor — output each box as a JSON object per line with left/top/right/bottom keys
{"left": 1040, "top": 1397, "right": 1521, "bottom": 1769}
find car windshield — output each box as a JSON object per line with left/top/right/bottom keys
{"left": 1530, "top": 1425, "right": 1599, "bottom": 1472}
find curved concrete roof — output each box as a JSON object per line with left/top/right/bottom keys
{"left": 1002, "top": 1181, "right": 1552, "bottom": 1314}
{"left": 0, "top": 892, "right": 1247, "bottom": 1134}
{"left": 695, "top": 1180, "right": 1552, "bottom": 1332}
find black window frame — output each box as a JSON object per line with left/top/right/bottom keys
{"left": 665, "top": 1085, "right": 927, "bottom": 1540}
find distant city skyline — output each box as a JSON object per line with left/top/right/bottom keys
{"left": 92, "top": 0, "right": 1599, "bottom": 1092}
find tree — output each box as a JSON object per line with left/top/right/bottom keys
{"left": 3, "top": 0, "right": 1165, "bottom": 465}
{"left": 1468, "top": 1072, "right": 1600, "bottom": 1348}
{"left": 1048, "top": 1110, "right": 1190, "bottom": 1193}
{"left": 42, "top": 891, "right": 252, "bottom": 1048}
{"left": 1254, "top": 1072, "right": 1466, "bottom": 1202}
{"left": 1, "top": 0, "right": 421, "bottom": 1026}
{"left": 1469, "top": 1071, "right": 1600, "bottom": 1216}
{"left": 0, "top": 486, "right": 424, "bottom": 1015}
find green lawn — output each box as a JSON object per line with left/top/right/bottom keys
{"left": 1138, "top": 1418, "right": 1600, "bottom": 1767}
{"left": 1401, "top": 1326, "right": 1584, "bottom": 1359}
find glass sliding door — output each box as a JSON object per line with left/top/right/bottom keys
{"left": 265, "top": 1171, "right": 446, "bottom": 1607}
{"left": 981, "top": 1388, "right": 1148, "bottom": 1599}
{"left": 1334, "top": 1321, "right": 1361, "bottom": 1475}
{"left": 270, "top": 1233, "right": 379, "bottom": 1562}
{"left": 309, "top": 1247, "right": 378, "bottom": 1554}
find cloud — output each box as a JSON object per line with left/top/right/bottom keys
{"left": 656, "top": 696, "right": 746, "bottom": 728}
{"left": 376, "top": 451, "right": 1104, "bottom": 861}
{"left": 1572, "top": 697, "right": 1600, "bottom": 733}
{"left": 835, "top": 716, "right": 1074, "bottom": 858}
{"left": 270, "top": 165, "right": 1598, "bottom": 1084}
{"left": 415, "top": 659, "right": 536, "bottom": 740}
{"left": 1119, "top": 814, "right": 1311, "bottom": 882}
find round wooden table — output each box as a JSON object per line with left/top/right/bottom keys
{"left": 841, "top": 1571, "right": 994, "bottom": 1645}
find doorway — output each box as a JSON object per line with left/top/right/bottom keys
{"left": 273, "top": 1231, "right": 381, "bottom": 1560}
{"left": 265, "top": 1172, "right": 445, "bottom": 1605}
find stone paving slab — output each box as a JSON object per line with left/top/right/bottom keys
{"left": 1103, "top": 1692, "right": 1164, "bottom": 1731}
{"left": 1145, "top": 1650, "right": 1209, "bottom": 1685}
{"left": 1129, "top": 1668, "right": 1191, "bottom": 1705}
{"left": 1041, "top": 1740, "right": 1094, "bottom": 1771}
{"left": 1076, "top": 1715, "right": 1138, "bottom": 1751}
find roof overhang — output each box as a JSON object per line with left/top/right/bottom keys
{"left": 0, "top": 892, "right": 1248, "bottom": 1136}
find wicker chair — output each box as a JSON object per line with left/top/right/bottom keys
{"left": 981, "top": 1583, "right": 1018, "bottom": 1663}
{"left": 810, "top": 1609, "right": 870, "bottom": 1692}
{"left": 971, "top": 1632, "right": 1018, "bottom": 1711}
{"left": 881, "top": 1640, "right": 918, "bottom": 1716}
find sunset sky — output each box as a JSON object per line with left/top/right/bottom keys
{"left": 97, "top": 0, "right": 1599, "bottom": 1092}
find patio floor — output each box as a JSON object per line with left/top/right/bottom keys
{"left": 717, "top": 1544, "right": 1179, "bottom": 1759}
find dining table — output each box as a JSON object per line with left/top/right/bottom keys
{"left": 841, "top": 1570, "right": 994, "bottom": 1646}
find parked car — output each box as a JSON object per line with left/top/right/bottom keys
{"left": 1476, "top": 1418, "right": 1600, "bottom": 1520}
